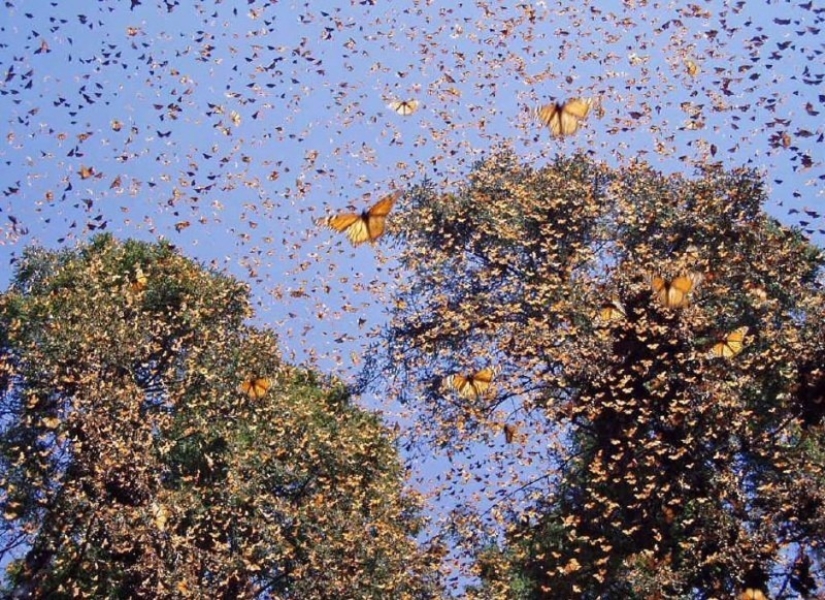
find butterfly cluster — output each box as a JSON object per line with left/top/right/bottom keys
{"left": 1, "top": 0, "right": 823, "bottom": 594}
{"left": 370, "top": 147, "right": 825, "bottom": 595}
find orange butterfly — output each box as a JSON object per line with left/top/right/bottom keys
{"left": 594, "top": 299, "right": 626, "bottom": 340}
{"left": 239, "top": 376, "right": 271, "bottom": 399}
{"left": 685, "top": 59, "right": 700, "bottom": 77}
{"left": 446, "top": 367, "right": 496, "bottom": 399}
{"left": 326, "top": 191, "right": 399, "bottom": 246}
{"left": 740, "top": 589, "right": 767, "bottom": 600}
{"left": 709, "top": 326, "right": 748, "bottom": 359}
{"left": 651, "top": 273, "right": 703, "bottom": 309}
{"left": 130, "top": 265, "right": 148, "bottom": 293}
{"left": 535, "top": 98, "right": 592, "bottom": 137}
{"left": 596, "top": 299, "right": 626, "bottom": 324}
{"left": 503, "top": 423, "right": 518, "bottom": 444}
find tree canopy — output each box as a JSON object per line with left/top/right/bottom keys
{"left": 0, "top": 235, "right": 440, "bottom": 599}
{"left": 370, "top": 153, "right": 825, "bottom": 598}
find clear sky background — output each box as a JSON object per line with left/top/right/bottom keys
{"left": 1, "top": 0, "right": 823, "bottom": 589}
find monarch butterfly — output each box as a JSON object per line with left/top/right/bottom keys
{"left": 651, "top": 273, "right": 702, "bottom": 309}
{"left": 130, "top": 266, "right": 148, "bottom": 293}
{"left": 740, "top": 589, "right": 767, "bottom": 600}
{"left": 446, "top": 367, "right": 496, "bottom": 399}
{"left": 709, "top": 326, "right": 748, "bottom": 359}
{"left": 326, "top": 191, "right": 399, "bottom": 246}
{"left": 597, "top": 299, "right": 626, "bottom": 324}
{"left": 685, "top": 59, "right": 700, "bottom": 76}
{"left": 503, "top": 423, "right": 518, "bottom": 444}
{"left": 240, "top": 376, "right": 271, "bottom": 399}
{"left": 535, "top": 98, "right": 592, "bottom": 137}
{"left": 387, "top": 99, "right": 419, "bottom": 116}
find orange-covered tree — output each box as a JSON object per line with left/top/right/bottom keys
{"left": 373, "top": 153, "right": 825, "bottom": 598}
{"left": 0, "top": 235, "right": 441, "bottom": 599}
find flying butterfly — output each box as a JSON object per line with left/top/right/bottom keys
{"left": 685, "top": 59, "right": 700, "bottom": 77}
{"left": 709, "top": 326, "right": 749, "bottom": 359}
{"left": 326, "top": 191, "right": 400, "bottom": 246}
{"left": 535, "top": 98, "right": 592, "bottom": 137}
{"left": 446, "top": 367, "right": 496, "bottom": 399}
{"left": 239, "top": 376, "right": 271, "bottom": 399}
{"left": 651, "top": 273, "right": 703, "bottom": 309}
{"left": 387, "top": 99, "right": 419, "bottom": 116}
{"left": 503, "top": 423, "right": 518, "bottom": 444}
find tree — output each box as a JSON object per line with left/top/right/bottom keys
{"left": 370, "top": 152, "right": 825, "bottom": 598}
{"left": 0, "top": 235, "right": 441, "bottom": 599}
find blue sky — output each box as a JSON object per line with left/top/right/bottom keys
{"left": 1, "top": 0, "right": 823, "bottom": 587}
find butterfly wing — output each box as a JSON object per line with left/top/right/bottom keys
{"left": 327, "top": 212, "right": 369, "bottom": 245}
{"left": 367, "top": 191, "right": 399, "bottom": 217}
{"left": 710, "top": 340, "right": 730, "bottom": 358}
{"left": 726, "top": 326, "right": 748, "bottom": 355}
{"left": 365, "top": 215, "right": 387, "bottom": 242}
{"left": 664, "top": 278, "right": 688, "bottom": 309}
{"left": 250, "top": 377, "right": 271, "bottom": 399}
{"left": 669, "top": 273, "right": 701, "bottom": 308}
{"left": 364, "top": 191, "right": 399, "bottom": 242}
{"left": 563, "top": 97, "right": 592, "bottom": 119}
{"left": 468, "top": 367, "right": 495, "bottom": 398}
{"left": 558, "top": 111, "right": 578, "bottom": 136}
{"left": 327, "top": 212, "right": 361, "bottom": 233}
{"left": 345, "top": 217, "right": 373, "bottom": 245}
{"left": 651, "top": 276, "right": 671, "bottom": 307}
{"left": 447, "top": 374, "right": 470, "bottom": 396}
{"left": 535, "top": 103, "right": 556, "bottom": 125}
{"left": 240, "top": 379, "right": 257, "bottom": 397}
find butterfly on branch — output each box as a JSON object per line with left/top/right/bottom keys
{"left": 240, "top": 376, "right": 271, "bottom": 399}
{"left": 651, "top": 272, "right": 703, "bottom": 309}
{"left": 596, "top": 299, "right": 626, "bottom": 324}
{"left": 708, "top": 326, "right": 748, "bottom": 359}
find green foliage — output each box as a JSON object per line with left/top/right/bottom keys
{"left": 0, "top": 235, "right": 441, "bottom": 599}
